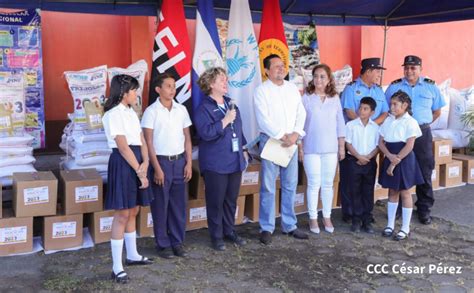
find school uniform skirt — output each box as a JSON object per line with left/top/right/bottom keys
{"left": 105, "top": 145, "right": 154, "bottom": 210}
{"left": 379, "top": 142, "right": 425, "bottom": 191}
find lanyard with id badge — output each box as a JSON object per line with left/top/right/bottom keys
{"left": 217, "top": 101, "right": 239, "bottom": 152}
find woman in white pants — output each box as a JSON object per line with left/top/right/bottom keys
{"left": 298, "top": 64, "right": 345, "bottom": 234}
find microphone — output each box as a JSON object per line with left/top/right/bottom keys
{"left": 228, "top": 99, "right": 236, "bottom": 111}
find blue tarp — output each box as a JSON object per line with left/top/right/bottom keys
{"left": 0, "top": 0, "right": 473, "bottom": 26}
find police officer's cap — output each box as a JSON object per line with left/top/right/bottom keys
{"left": 402, "top": 55, "right": 422, "bottom": 66}
{"left": 361, "top": 58, "right": 386, "bottom": 70}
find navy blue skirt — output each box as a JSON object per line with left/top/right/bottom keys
{"left": 105, "top": 145, "right": 154, "bottom": 210}
{"left": 379, "top": 142, "right": 425, "bottom": 191}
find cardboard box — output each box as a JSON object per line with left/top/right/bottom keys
{"left": 234, "top": 196, "right": 246, "bottom": 225}
{"left": 432, "top": 165, "right": 440, "bottom": 190}
{"left": 87, "top": 210, "right": 114, "bottom": 244}
{"left": 239, "top": 162, "right": 261, "bottom": 195}
{"left": 433, "top": 138, "right": 452, "bottom": 165}
{"left": 374, "top": 185, "right": 388, "bottom": 201}
{"left": 12, "top": 171, "right": 58, "bottom": 217}
{"left": 137, "top": 206, "right": 154, "bottom": 237}
{"left": 453, "top": 154, "right": 474, "bottom": 184}
{"left": 244, "top": 191, "right": 280, "bottom": 222}
{"left": 294, "top": 185, "right": 308, "bottom": 214}
{"left": 43, "top": 213, "right": 83, "bottom": 251}
{"left": 440, "top": 161, "right": 463, "bottom": 187}
{"left": 0, "top": 210, "right": 33, "bottom": 256}
{"left": 59, "top": 169, "right": 103, "bottom": 215}
{"left": 189, "top": 161, "right": 205, "bottom": 199}
{"left": 186, "top": 199, "right": 208, "bottom": 231}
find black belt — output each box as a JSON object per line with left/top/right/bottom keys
{"left": 157, "top": 153, "right": 185, "bottom": 161}
{"left": 419, "top": 123, "right": 431, "bottom": 130}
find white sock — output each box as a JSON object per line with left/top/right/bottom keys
{"left": 124, "top": 231, "right": 142, "bottom": 261}
{"left": 387, "top": 202, "right": 398, "bottom": 230}
{"left": 401, "top": 207, "right": 413, "bottom": 234}
{"left": 111, "top": 238, "right": 124, "bottom": 275}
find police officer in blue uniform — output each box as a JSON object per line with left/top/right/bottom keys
{"left": 385, "top": 55, "right": 446, "bottom": 225}
{"left": 339, "top": 58, "right": 389, "bottom": 223}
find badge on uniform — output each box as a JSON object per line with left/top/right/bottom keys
{"left": 232, "top": 138, "right": 240, "bottom": 152}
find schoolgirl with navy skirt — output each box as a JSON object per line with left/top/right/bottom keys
{"left": 378, "top": 90, "right": 424, "bottom": 241}
{"left": 102, "top": 75, "right": 154, "bottom": 284}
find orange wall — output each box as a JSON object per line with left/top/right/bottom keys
{"left": 41, "top": 11, "right": 133, "bottom": 120}
{"left": 361, "top": 20, "right": 474, "bottom": 89}
{"left": 3, "top": 10, "right": 472, "bottom": 123}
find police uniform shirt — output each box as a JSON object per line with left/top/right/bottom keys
{"left": 345, "top": 117, "right": 379, "bottom": 156}
{"left": 102, "top": 103, "right": 143, "bottom": 148}
{"left": 141, "top": 99, "right": 192, "bottom": 156}
{"left": 379, "top": 112, "right": 422, "bottom": 143}
{"left": 385, "top": 77, "right": 446, "bottom": 125}
{"left": 341, "top": 77, "right": 389, "bottom": 121}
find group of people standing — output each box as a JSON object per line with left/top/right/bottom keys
{"left": 100, "top": 53, "right": 444, "bottom": 283}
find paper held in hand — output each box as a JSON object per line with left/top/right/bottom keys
{"left": 260, "top": 138, "right": 298, "bottom": 168}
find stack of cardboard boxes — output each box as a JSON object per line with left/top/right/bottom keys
{"left": 0, "top": 169, "right": 106, "bottom": 256}
{"left": 434, "top": 138, "right": 464, "bottom": 188}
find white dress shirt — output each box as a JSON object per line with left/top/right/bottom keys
{"left": 345, "top": 117, "right": 379, "bottom": 156}
{"left": 141, "top": 99, "right": 192, "bottom": 156}
{"left": 102, "top": 103, "right": 142, "bottom": 148}
{"left": 379, "top": 112, "right": 422, "bottom": 143}
{"left": 254, "top": 80, "right": 306, "bottom": 139}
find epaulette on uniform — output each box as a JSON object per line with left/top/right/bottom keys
{"left": 424, "top": 78, "right": 435, "bottom": 84}
{"left": 347, "top": 81, "right": 356, "bottom": 86}
{"left": 390, "top": 78, "right": 402, "bottom": 85}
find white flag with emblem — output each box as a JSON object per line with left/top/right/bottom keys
{"left": 226, "top": 0, "right": 262, "bottom": 143}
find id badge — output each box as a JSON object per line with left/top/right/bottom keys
{"left": 232, "top": 138, "right": 240, "bottom": 152}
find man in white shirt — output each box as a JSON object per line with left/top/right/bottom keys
{"left": 142, "top": 73, "right": 192, "bottom": 259}
{"left": 345, "top": 97, "right": 379, "bottom": 234}
{"left": 254, "top": 54, "right": 308, "bottom": 245}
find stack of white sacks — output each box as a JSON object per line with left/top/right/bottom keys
{"left": 0, "top": 134, "right": 37, "bottom": 186}
{"left": 59, "top": 119, "right": 110, "bottom": 182}
{"left": 430, "top": 79, "right": 474, "bottom": 148}
{"left": 60, "top": 60, "right": 148, "bottom": 183}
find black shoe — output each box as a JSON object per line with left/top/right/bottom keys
{"left": 382, "top": 227, "right": 394, "bottom": 237}
{"left": 419, "top": 216, "right": 432, "bottom": 225}
{"left": 172, "top": 245, "right": 188, "bottom": 257}
{"left": 284, "top": 229, "right": 309, "bottom": 240}
{"left": 224, "top": 232, "right": 247, "bottom": 246}
{"left": 351, "top": 221, "right": 361, "bottom": 233}
{"left": 125, "top": 256, "right": 154, "bottom": 266}
{"left": 260, "top": 231, "right": 272, "bottom": 245}
{"left": 111, "top": 271, "right": 129, "bottom": 284}
{"left": 342, "top": 214, "right": 352, "bottom": 224}
{"left": 211, "top": 240, "right": 226, "bottom": 251}
{"left": 393, "top": 230, "right": 409, "bottom": 241}
{"left": 156, "top": 247, "right": 175, "bottom": 259}
{"left": 361, "top": 223, "right": 375, "bottom": 234}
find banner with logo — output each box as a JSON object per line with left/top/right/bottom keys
{"left": 226, "top": 0, "right": 262, "bottom": 142}
{"left": 0, "top": 9, "right": 45, "bottom": 148}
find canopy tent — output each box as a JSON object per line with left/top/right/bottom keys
{"left": 0, "top": 0, "right": 473, "bottom": 26}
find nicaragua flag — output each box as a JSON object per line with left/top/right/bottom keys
{"left": 226, "top": 0, "right": 262, "bottom": 143}
{"left": 191, "top": 0, "right": 223, "bottom": 112}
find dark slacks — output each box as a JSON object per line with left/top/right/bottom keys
{"left": 413, "top": 126, "right": 435, "bottom": 216}
{"left": 339, "top": 157, "right": 352, "bottom": 217}
{"left": 346, "top": 155, "right": 377, "bottom": 224}
{"left": 202, "top": 170, "right": 242, "bottom": 242}
{"left": 150, "top": 157, "right": 187, "bottom": 249}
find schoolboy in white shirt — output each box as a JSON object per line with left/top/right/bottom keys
{"left": 142, "top": 73, "right": 192, "bottom": 259}
{"left": 345, "top": 97, "right": 380, "bottom": 234}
